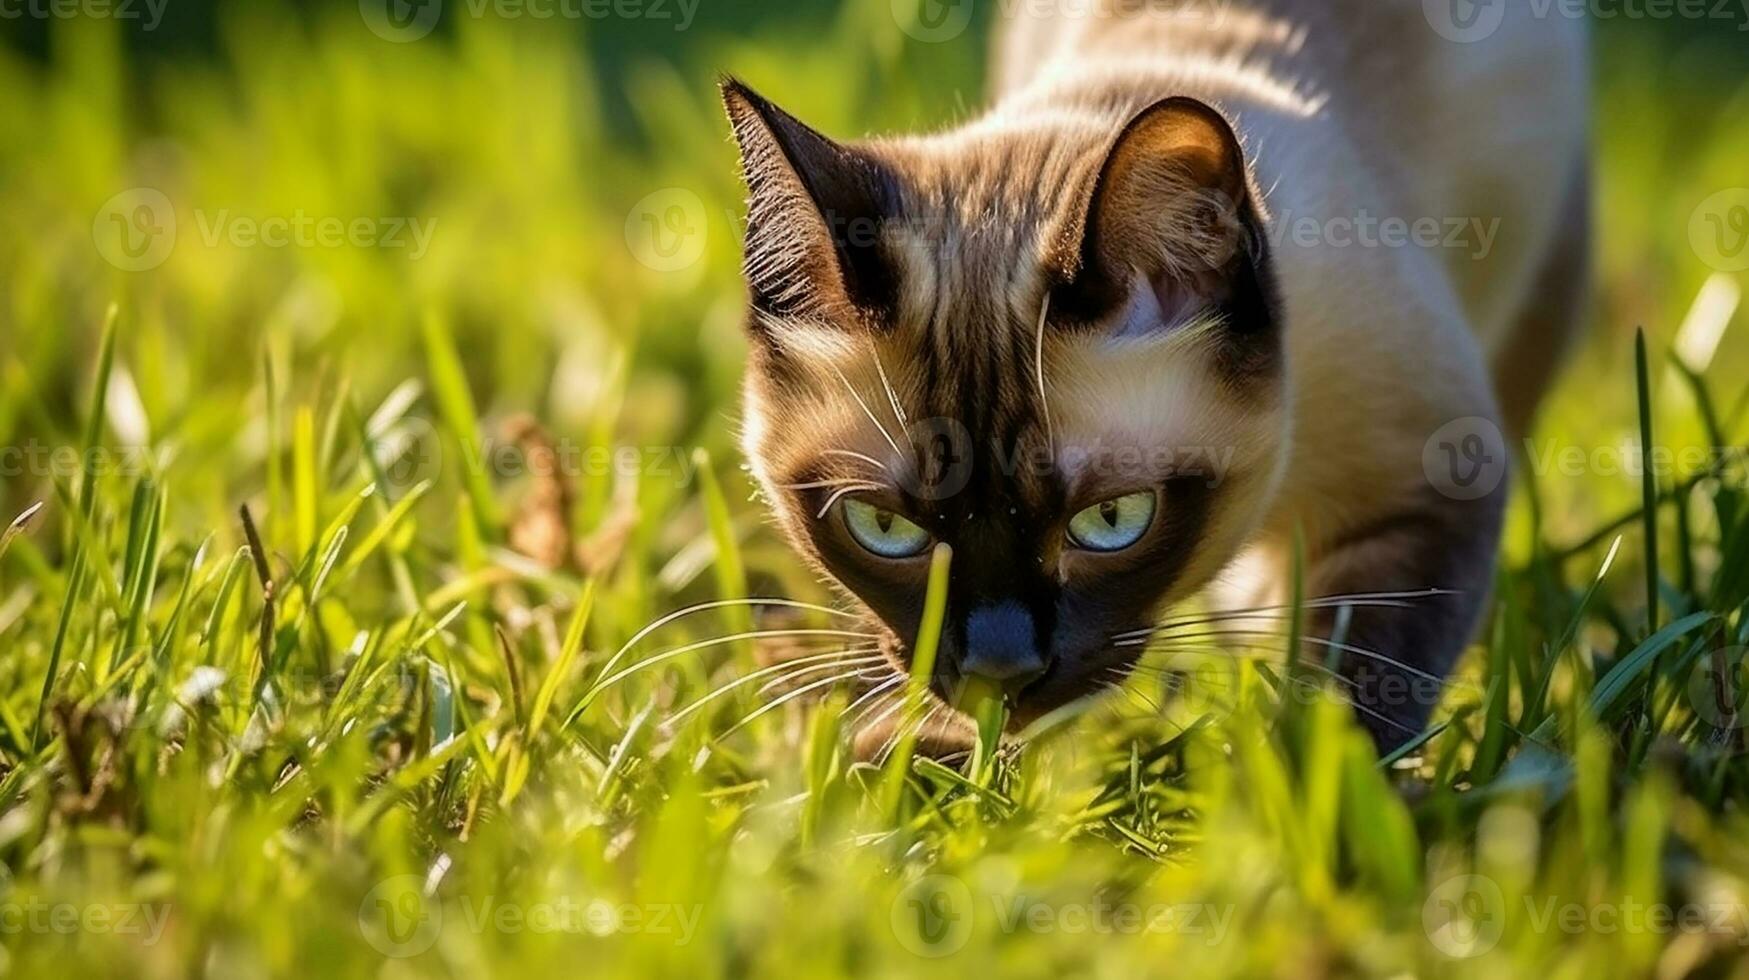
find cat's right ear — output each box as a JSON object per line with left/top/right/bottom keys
{"left": 721, "top": 78, "right": 900, "bottom": 329}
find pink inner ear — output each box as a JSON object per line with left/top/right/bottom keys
{"left": 1113, "top": 272, "right": 1206, "bottom": 339}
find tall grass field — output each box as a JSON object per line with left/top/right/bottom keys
{"left": 2, "top": 4, "right": 1749, "bottom": 977}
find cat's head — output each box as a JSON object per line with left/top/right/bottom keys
{"left": 722, "top": 79, "right": 1290, "bottom": 728}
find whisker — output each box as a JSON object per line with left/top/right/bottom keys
{"left": 853, "top": 690, "right": 911, "bottom": 736}
{"left": 719, "top": 666, "right": 887, "bottom": 737}
{"left": 840, "top": 674, "right": 905, "bottom": 722}
{"left": 1303, "top": 679, "right": 1416, "bottom": 734}
{"left": 871, "top": 345, "right": 910, "bottom": 431}
{"left": 878, "top": 701, "right": 945, "bottom": 766}
{"left": 1126, "top": 647, "right": 1361, "bottom": 691}
{"left": 753, "top": 654, "right": 889, "bottom": 697}
{"left": 1116, "top": 655, "right": 1412, "bottom": 734}
{"left": 1123, "top": 628, "right": 1446, "bottom": 685}
{"left": 587, "top": 628, "right": 878, "bottom": 699}
{"left": 1110, "top": 591, "right": 1456, "bottom": 641}
{"left": 1108, "top": 676, "right": 1164, "bottom": 714}
{"left": 821, "top": 449, "right": 890, "bottom": 473}
{"left": 662, "top": 648, "right": 886, "bottom": 729}
{"left": 1033, "top": 294, "right": 1055, "bottom": 459}
{"left": 780, "top": 477, "right": 887, "bottom": 492}
{"left": 598, "top": 597, "right": 866, "bottom": 690}
{"left": 830, "top": 362, "right": 905, "bottom": 461}
{"left": 1264, "top": 587, "right": 1458, "bottom": 606}
{"left": 865, "top": 695, "right": 935, "bottom": 764}
{"left": 816, "top": 483, "right": 882, "bottom": 519}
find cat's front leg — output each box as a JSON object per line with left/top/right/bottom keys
{"left": 1301, "top": 473, "right": 1508, "bottom": 752}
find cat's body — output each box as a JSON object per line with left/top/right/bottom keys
{"left": 995, "top": 0, "right": 1591, "bottom": 431}
{"left": 723, "top": 0, "right": 1589, "bottom": 749}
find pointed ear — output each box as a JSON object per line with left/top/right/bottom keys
{"left": 1052, "top": 97, "right": 1277, "bottom": 344}
{"left": 721, "top": 78, "right": 899, "bottom": 327}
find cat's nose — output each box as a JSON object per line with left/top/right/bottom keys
{"left": 960, "top": 601, "right": 1049, "bottom": 695}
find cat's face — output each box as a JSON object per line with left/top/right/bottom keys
{"left": 724, "top": 81, "right": 1289, "bottom": 728}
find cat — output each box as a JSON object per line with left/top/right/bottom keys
{"left": 721, "top": 0, "right": 1589, "bottom": 751}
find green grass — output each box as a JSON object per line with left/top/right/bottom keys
{"left": 2, "top": 7, "right": 1749, "bottom": 978}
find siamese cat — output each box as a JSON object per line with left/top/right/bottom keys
{"left": 721, "top": 0, "right": 1589, "bottom": 750}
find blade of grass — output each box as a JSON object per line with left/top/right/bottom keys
{"left": 108, "top": 479, "right": 165, "bottom": 685}
{"left": 965, "top": 679, "right": 1007, "bottom": 789}
{"left": 199, "top": 547, "right": 253, "bottom": 653}
{"left": 420, "top": 309, "right": 500, "bottom": 535}
{"left": 1526, "top": 536, "right": 1624, "bottom": 733}
{"left": 32, "top": 304, "right": 118, "bottom": 750}
{"left": 264, "top": 348, "right": 283, "bottom": 545}
{"left": 692, "top": 448, "right": 753, "bottom": 670}
{"left": 531, "top": 581, "right": 597, "bottom": 738}
{"left": 1588, "top": 611, "right": 1715, "bottom": 722}
{"left": 1637, "top": 328, "right": 1660, "bottom": 634}
{"left": 0, "top": 502, "right": 45, "bottom": 567}
{"left": 294, "top": 405, "right": 318, "bottom": 558}
{"left": 880, "top": 542, "right": 951, "bottom": 822}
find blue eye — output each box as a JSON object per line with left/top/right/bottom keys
{"left": 1067, "top": 492, "right": 1156, "bottom": 553}
{"left": 842, "top": 499, "right": 932, "bottom": 559}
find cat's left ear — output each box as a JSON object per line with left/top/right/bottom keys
{"left": 1053, "top": 97, "right": 1278, "bottom": 347}
{"left": 720, "top": 78, "right": 900, "bottom": 329}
